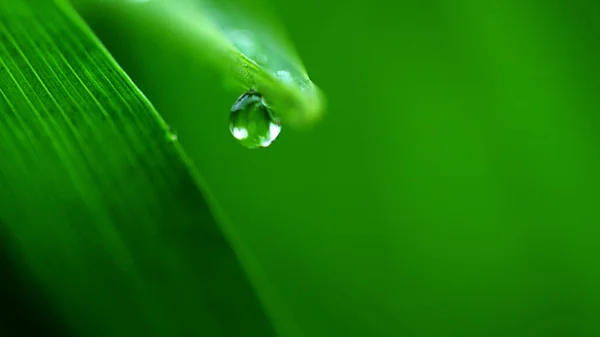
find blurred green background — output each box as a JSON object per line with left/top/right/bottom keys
{"left": 80, "top": 0, "right": 600, "bottom": 336}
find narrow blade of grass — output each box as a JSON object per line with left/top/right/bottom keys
{"left": 0, "top": 1, "right": 280, "bottom": 336}
{"left": 73, "top": 0, "right": 326, "bottom": 128}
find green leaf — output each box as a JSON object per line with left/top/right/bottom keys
{"left": 0, "top": 1, "right": 282, "bottom": 336}
{"left": 73, "top": 0, "right": 326, "bottom": 128}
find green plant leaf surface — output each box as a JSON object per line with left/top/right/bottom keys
{"left": 0, "top": 1, "right": 279, "bottom": 336}
{"left": 73, "top": 0, "right": 326, "bottom": 129}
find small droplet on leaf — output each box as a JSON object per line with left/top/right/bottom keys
{"left": 165, "top": 125, "right": 178, "bottom": 142}
{"left": 275, "top": 70, "right": 294, "bottom": 86}
{"left": 229, "top": 90, "right": 281, "bottom": 149}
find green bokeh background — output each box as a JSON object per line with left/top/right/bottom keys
{"left": 84, "top": 1, "right": 600, "bottom": 336}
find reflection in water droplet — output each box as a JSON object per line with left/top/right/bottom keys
{"left": 229, "top": 90, "right": 282, "bottom": 149}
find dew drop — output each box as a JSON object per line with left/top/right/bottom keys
{"left": 165, "top": 125, "right": 178, "bottom": 142}
{"left": 229, "top": 90, "right": 282, "bottom": 149}
{"left": 275, "top": 70, "right": 294, "bottom": 86}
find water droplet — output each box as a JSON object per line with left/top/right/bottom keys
{"left": 275, "top": 70, "right": 294, "bottom": 86}
{"left": 229, "top": 90, "right": 281, "bottom": 149}
{"left": 165, "top": 125, "right": 178, "bottom": 142}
